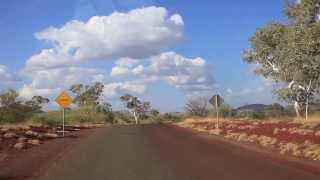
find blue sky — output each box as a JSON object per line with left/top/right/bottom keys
{"left": 0, "top": 0, "right": 287, "bottom": 112}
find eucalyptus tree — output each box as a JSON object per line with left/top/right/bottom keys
{"left": 70, "top": 82, "right": 104, "bottom": 107}
{"left": 25, "top": 96, "right": 50, "bottom": 112}
{"left": 243, "top": 0, "right": 320, "bottom": 119}
{"left": 0, "top": 89, "right": 49, "bottom": 122}
{"left": 120, "top": 94, "right": 152, "bottom": 124}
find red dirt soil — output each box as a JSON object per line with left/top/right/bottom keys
{"left": 165, "top": 124, "right": 320, "bottom": 176}
{"left": 191, "top": 121, "right": 320, "bottom": 144}
{"left": 0, "top": 129, "right": 93, "bottom": 180}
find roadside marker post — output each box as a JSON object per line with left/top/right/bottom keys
{"left": 210, "top": 95, "right": 223, "bottom": 130}
{"left": 62, "top": 107, "right": 65, "bottom": 137}
{"left": 55, "top": 91, "right": 72, "bottom": 137}
{"left": 215, "top": 96, "right": 219, "bottom": 129}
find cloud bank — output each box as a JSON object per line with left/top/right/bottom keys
{"left": 26, "top": 6, "right": 184, "bottom": 71}
{"left": 0, "top": 65, "right": 18, "bottom": 82}
{"left": 111, "top": 52, "right": 215, "bottom": 93}
{"left": 17, "top": 6, "right": 215, "bottom": 103}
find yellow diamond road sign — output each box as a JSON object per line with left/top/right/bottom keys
{"left": 55, "top": 91, "right": 72, "bottom": 108}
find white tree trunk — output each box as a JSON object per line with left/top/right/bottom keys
{"left": 305, "top": 80, "right": 312, "bottom": 121}
{"left": 133, "top": 111, "right": 138, "bottom": 124}
{"left": 294, "top": 101, "right": 301, "bottom": 118}
{"left": 305, "top": 96, "right": 309, "bottom": 121}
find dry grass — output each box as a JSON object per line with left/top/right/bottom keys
{"left": 292, "top": 113, "right": 320, "bottom": 124}
{"left": 179, "top": 113, "right": 320, "bottom": 126}
{"left": 178, "top": 117, "right": 232, "bottom": 125}
{"left": 176, "top": 116, "right": 320, "bottom": 161}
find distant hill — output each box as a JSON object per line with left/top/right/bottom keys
{"left": 236, "top": 104, "right": 269, "bottom": 112}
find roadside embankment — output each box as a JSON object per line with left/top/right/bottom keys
{"left": 177, "top": 118, "right": 320, "bottom": 161}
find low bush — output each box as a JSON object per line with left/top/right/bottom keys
{"left": 162, "top": 113, "right": 186, "bottom": 123}
{"left": 218, "top": 104, "right": 234, "bottom": 118}
{"left": 29, "top": 106, "right": 116, "bottom": 126}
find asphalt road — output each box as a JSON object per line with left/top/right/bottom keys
{"left": 38, "top": 124, "right": 320, "bottom": 180}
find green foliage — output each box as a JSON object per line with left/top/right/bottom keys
{"left": 243, "top": 0, "right": 320, "bottom": 118}
{"left": 248, "top": 111, "right": 266, "bottom": 119}
{"left": 31, "top": 106, "right": 115, "bottom": 126}
{"left": 68, "top": 106, "right": 108, "bottom": 124}
{"left": 96, "top": 103, "right": 116, "bottom": 124}
{"left": 31, "top": 111, "right": 61, "bottom": 127}
{"left": 70, "top": 82, "right": 104, "bottom": 107}
{"left": 25, "top": 96, "right": 50, "bottom": 113}
{"left": 286, "top": 0, "right": 320, "bottom": 25}
{"left": 265, "top": 103, "right": 290, "bottom": 117}
{"left": 234, "top": 103, "right": 291, "bottom": 119}
{"left": 120, "top": 94, "right": 140, "bottom": 109}
{"left": 120, "top": 94, "right": 153, "bottom": 123}
{"left": 218, "top": 104, "right": 233, "bottom": 118}
{"left": 0, "top": 89, "right": 19, "bottom": 106}
{"left": 0, "top": 89, "right": 49, "bottom": 123}
{"left": 113, "top": 111, "right": 133, "bottom": 124}
{"left": 236, "top": 110, "right": 266, "bottom": 119}
{"left": 162, "top": 113, "right": 185, "bottom": 123}
{"left": 275, "top": 88, "right": 296, "bottom": 104}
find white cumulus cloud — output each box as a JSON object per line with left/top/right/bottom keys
{"left": 26, "top": 6, "right": 184, "bottom": 71}
{"left": 103, "top": 81, "right": 145, "bottom": 97}
{"left": 0, "top": 65, "right": 19, "bottom": 82}
{"left": 19, "top": 67, "right": 106, "bottom": 99}
{"left": 110, "top": 52, "right": 215, "bottom": 93}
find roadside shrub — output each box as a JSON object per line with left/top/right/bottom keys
{"left": 0, "top": 106, "right": 30, "bottom": 123}
{"left": 218, "top": 104, "right": 234, "bottom": 118}
{"left": 236, "top": 110, "right": 266, "bottom": 119}
{"left": 28, "top": 111, "right": 61, "bottom": 127}
{"left": 66, "top": 106, "right": 106, "bottom": 124}
{"left": 265, "top": 103, "right": 290, "bottom": 117}
{"left": 103, "top": 111, "right": 116, "bottom": 124}
{"left": 114, "top": 111, "right": 133, "bottom": 124}
{"left": 29, "top": 107, "right": 112, "bottom": 126}
{"left": 162, "top": 113, "right": 185, "bottom": 123}
{"left": 0, "top": 89, "right": 49, "bottom": 124}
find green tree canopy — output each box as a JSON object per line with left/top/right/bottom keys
{"left": 243, "top": 0, "right": 320, "bottom": 119}
{"left": 0, "top": 89, "right": 49, "bottom": 122}
{"left": 70, "top": 82, "right": 104, "bottom": 107}
{"left": 120, "top": 94, "right": 153, "bottom": 124}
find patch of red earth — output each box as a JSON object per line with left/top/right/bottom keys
{"left": 169, "top": 124, "right": 320, "bottom": 176}
{"left": 188, "top": 121, "right": 320, "bottom": 144}
{"left": 0, "top": 129, "right": 94, "bottom": 180}
{"left": 0, "top": 125, "right": 91, "bottom": 154}
{"left": 276, "top": 131, "right": 320, "bottom": 144}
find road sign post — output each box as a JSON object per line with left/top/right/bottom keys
{"left": 215, "top": 95, "right": 219, "bottom": 129}
{"left": 62, "top": 108, "right": 65, "bottom": 137}
{"left": 55, "top": 91, "right": 72, "bottom": 137}
{"left": 210, "top": 95, "right": 223, "bottom": 130}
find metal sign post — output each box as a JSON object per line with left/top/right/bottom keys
{"left": 210, "top": 94, "right": 223, "bottom": 130}
{"left": 62, "top": 108, "right": 65, "bottom": 137}
{"left": 215, "top": 95, "right": 219, "bottom": 129}
{"left": 55, "top": 91, "right": 72, "bottom": 137}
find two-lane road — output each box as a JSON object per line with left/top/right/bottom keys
{"left": 38, "top": 124, "right": 320, "bottom": 180}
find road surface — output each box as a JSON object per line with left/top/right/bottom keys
{"left": 38, "top": 124, "right": 320, "bottom": 180}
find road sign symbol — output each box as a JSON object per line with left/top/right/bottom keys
{"left": 210, "top": 95, "right": 223, "bottom": 107}
{"left": 55, "top": 91, "right": 72, "bottom": 108}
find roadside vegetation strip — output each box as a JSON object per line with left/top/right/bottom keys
{"left": 177, "top": 118, "right": 320, "bottom": 161}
